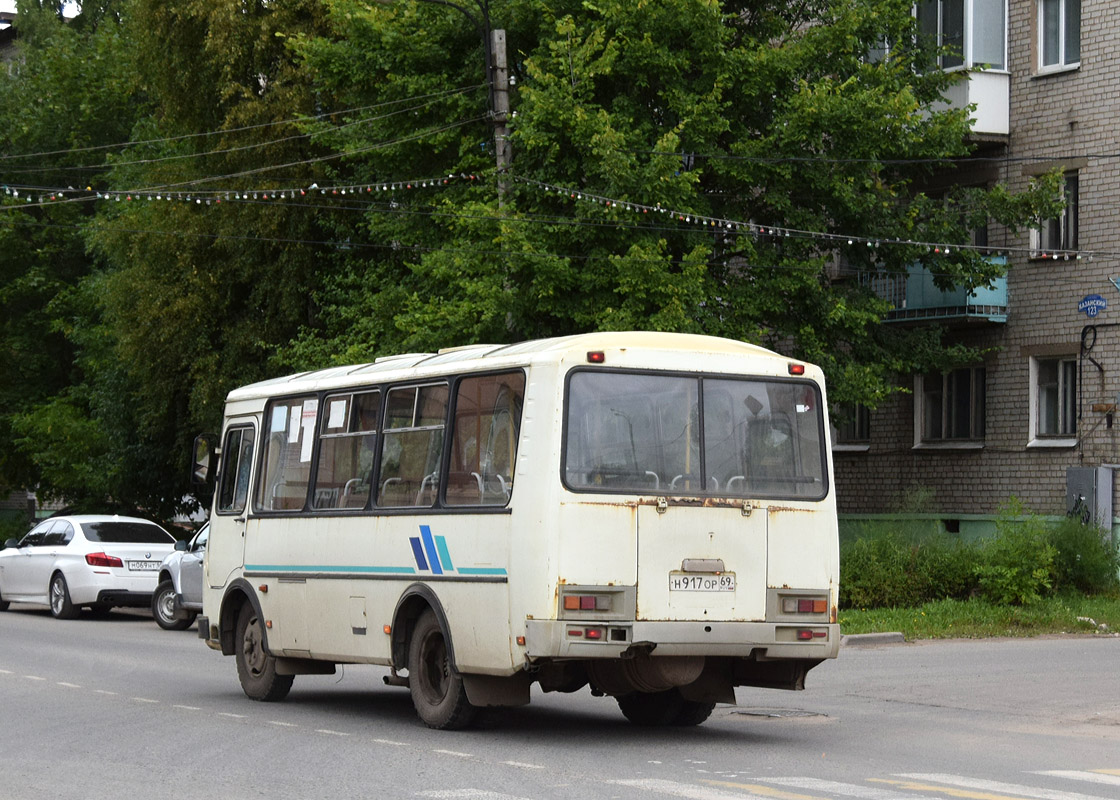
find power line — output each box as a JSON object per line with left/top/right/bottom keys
{"left": 0, "top": 84, "right": 488, "bottom": 164}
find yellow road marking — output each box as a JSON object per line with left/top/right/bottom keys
{"left": 701, "top": 780, "right": 826, "bottom": 800}
{"left": 870, "top": 778, "right": 1032, "bottom": 800}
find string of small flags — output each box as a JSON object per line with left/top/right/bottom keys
{"left": 0, "top": 173, "right": 483, "bottom": 206}
{"left": 514, "top": 176, "right": 1090, "bottom": 262}
{"left": 1, "top": 174, "right": 1093, "bottom": 263}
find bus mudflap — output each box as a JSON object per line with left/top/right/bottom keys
{"left": 462, "top": 672, "right": 532, "bottom": 708}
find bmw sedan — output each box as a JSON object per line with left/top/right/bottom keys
{"left": 0, "top": 515, "right": 177, "bottom": 619}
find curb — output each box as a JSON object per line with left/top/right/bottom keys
{"left": 840, "top": 631, "right": 906, "bottom": 647}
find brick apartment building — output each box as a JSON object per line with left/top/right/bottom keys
{"left": 834, "top": 0, "right": 1120, "bottom": 534}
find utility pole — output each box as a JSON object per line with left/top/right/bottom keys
{"left": 491, "top": 28, "right": 510, "bottom": 205}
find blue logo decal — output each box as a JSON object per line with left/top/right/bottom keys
{"left": 410, "top": 525, "right": 455, "bottom": 575}
{"left": 1079, "top": 294, "right": 1107, "bottom": 318}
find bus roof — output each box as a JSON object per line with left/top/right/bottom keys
{"left": 225, "top": 331, "right": 789, "bottom": 403}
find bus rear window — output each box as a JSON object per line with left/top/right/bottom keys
{"left": 564, "top": 371, "right": 827, "bottom": 500}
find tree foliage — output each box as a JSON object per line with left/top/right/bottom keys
{"left": 0, "top": 0, "right": 1061, "bottom": 516}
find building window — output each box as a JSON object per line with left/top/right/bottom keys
{"left": 1035, "top": 357, "right": 1077, "bottom": 437}
{"left": 920, "top": 367, "right": 986, "bottom": 441}
{"left": 1039, "top": 0, "right": 1080, "bottom": 70}
{"left": 916, "top": 0, "right": 1005, "bottom": 70}
{"left": 835, "top": 403, "right": 871, "bottom": 444}
{"left": 918, "top": 0, "right": 965, "bottom": 68}
{"left": 1031, "top": 172, "right": 1078, "bottom": 255}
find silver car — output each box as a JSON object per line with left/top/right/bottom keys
{"left": 0, "top": 515, "right": 176, "bottom": 619}
{"left": 151, "top": 523, "right": 207, "bottom": 630}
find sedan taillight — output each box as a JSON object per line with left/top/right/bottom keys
{"left": 86, "top": 552, "right": 124, "bottom": 568}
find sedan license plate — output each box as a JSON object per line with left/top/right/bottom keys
{"left": 127, "top": 560, "right": 160, "bottom": 571}
{"left": 669, "top": 572, "right": 735, "bottom": 592}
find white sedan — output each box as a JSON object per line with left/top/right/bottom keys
{"left": 0, "top": 515, "right": 177, "bottom": 619}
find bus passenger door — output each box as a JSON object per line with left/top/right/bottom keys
{"left": 206, "top": 421, "right": 255, "bottom": 590}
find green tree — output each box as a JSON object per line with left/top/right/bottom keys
{"left": 0, "top": 0, "right": 142, "bottom": 506}
{"left": 281, "top": 0, "right": 1058, "bottom": 411}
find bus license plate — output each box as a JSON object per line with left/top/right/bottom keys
{"left": 128, "top": 561, "right": 159, "bottom": 571}
{"left": 669, "top": 572, "right": 735, "bottom": 592}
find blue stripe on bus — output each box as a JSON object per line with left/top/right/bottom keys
{"left": 245, "top": 564, "right": 417, "bottom": 574}
{"left": 435, "top": 535, "right": 455, "bottom": 572}
{"left": 457, "top": 567, "right": 508, "bottom": 576}
{"left": 408, "top": 537, "right": 429, "bottom": 571}
{"left": 419, "top": 525, "right": 443, "bottom": 575}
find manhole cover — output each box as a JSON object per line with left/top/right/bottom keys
{"left": 731, "top": 708, "right": 824, "bottom": 719}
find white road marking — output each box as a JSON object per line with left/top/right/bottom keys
{"left": 24, "top": 675, "right": 45, "bottom": 681}
{"left": 373, "top": 738, "right": 409, "bottom": 746}
{"left": 268, "top": 720, "right": 297, "bottom": 727}
{"left": 315, "top": 729, "right": 350, "bottom": 736}
{"left": 132, "top": 697, "right": 159, "bottom": 704}
{"left": 218, "top": 712, "right": 246, "bottom": 719}
{"left": 610, "top": 778, "right": 796, "bottom": 800}
{"left": 1035, "top": 772, "right": 1120, "bottom": 788}
{"left": 500, "top": 761, "right": 545, "bottom": 770}
{"left": 94, "top": 689, "right": 118, "bottom": 696}
{"left": 433, "top": 749, "right": 474, "bottom": 758}
{"left": 172, "top": 705, "right": 200, "bottom": 711}
{"left": 417, "top": 791, "right": 535, "bottom": 800}
{"left": 56, "top": 682, "right": 81, "bottom": 688}
{"left": 897, "top": 773, "right": 1116, "bottom": 800}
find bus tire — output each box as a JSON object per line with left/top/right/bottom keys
{"left": 617, "top": 689, "right": 711, "bottom": 726}
{"left": 235, "top": 602, "right": 293, "bottom": 702}
{"left": 672, "top": 698, "right": 715, "bottom": 726}
{"left": 408, "top": 608, "right": 476, "bottom": 730}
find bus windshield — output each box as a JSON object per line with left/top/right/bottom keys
{"left": 564, "top": 370, "right": 827, "bottom": 500}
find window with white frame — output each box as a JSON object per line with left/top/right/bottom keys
{"left": 1039, "top": 0, "right": 1080, "bottom": 70}
{"left": 1034, "top": 357, "right": 1077, "bottom": 437}
{"left": 919, "top": 367, "right": 986, "bottom": 441}
{"left": 1031, "top": 172, "right": 1078, "bottom": 255}
{"left": 916, "top": 0, "right": 1006, "bottom": 70}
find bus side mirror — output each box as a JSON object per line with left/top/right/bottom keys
{"left": 191, "top": 434, "right": 218, "bottom": 486}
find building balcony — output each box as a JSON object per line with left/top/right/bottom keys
{"left": 935, "top": 69, "right": 1009, "bottom": 137}
{"left": 917, "top": 0, "right": 1010, "bottom": 137}
{"left": 861, "top": 257, "right": 1008, "bottom": 324}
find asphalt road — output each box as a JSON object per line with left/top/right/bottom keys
{"left": 2, "top": 603, "right": 1118, "bottom": 800}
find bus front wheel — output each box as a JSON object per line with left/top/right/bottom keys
{"left": 408, "top": 609, "right": 477, "bottom": 730}
{"left": 235, "top": 602, "right": 293, "bottom": 702}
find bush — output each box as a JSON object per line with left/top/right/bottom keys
{"left": 840, "top": 525, "right": 975, "bottom": 609}
{"left": 1047, "top": 516, "right": 1120, "bottom": 595}
{"left": 974, "top": 506, "right": 1057, "bottom": 605}
{"left": 840, "top": 499, "right": 1120, "bottom": 610}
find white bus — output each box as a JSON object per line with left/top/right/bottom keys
{"left": 192, "top": 332, "right": 839, "bottom": 729}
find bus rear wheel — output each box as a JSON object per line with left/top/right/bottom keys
{"left": 408, "top": 609, "right": 476, "bottom": 730}
{"left": 617, "top": 689, "right": 714, "bottom": 727}
{"left": 235, "top": 602, "right": 293, "bottom": 702}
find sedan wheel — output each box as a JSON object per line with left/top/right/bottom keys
{"left": 151, "top": 579, "right": 193, "bottom": 631}
{"left": 49, "top": 573, "right": 80, "bottom": 620}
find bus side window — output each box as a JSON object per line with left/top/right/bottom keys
{"left": 445, "top": 372, "right": 525, "bottom": 506}
{"left": 313, "top": 391, "right": 379, "bottom": 510}
{"left": 256, "top": 397, "right": 318, "bottom": 512}
{"left": 377, "top": 384, "right": 448, "bottom": 508}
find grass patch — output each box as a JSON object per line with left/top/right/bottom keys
{"left": 839, "top": 594, "right": 1120, "bottom": 640}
